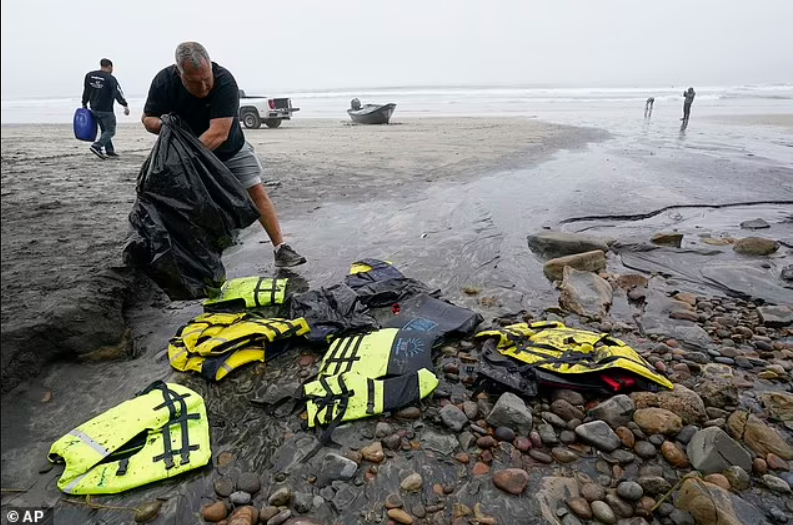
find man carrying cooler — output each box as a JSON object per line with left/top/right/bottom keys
{"left": 82, "top": 58, "right": 130, "bottom": 159}
{"left": 141, "top": 42, "right": 306, "bottom": 268}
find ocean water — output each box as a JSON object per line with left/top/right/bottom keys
{"left": 2, "top": 84, "right": 792, "bottom": 124}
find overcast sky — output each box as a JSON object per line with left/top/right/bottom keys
{"left": 2, "top": 0, "right": 791, "bottom": 98}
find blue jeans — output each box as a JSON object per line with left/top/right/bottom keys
{"left": 92, "top": 111, "right": 117, "bottom": 153}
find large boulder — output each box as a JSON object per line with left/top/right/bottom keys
{"left": 687, "top": 427, "right": 752, "bottom": 474}
{"left": 733, "top": 237, "right": 779, "bottom": 256}
{"left": 528, "top": 231, "right": 609, "bottom": 259}
{"left": 543, "top": 250, "right": 607, "bottom": 282}
{"left": 761, "top": 392, "right": 793, "bottom": 422}
{"left": 675, "top": 479, "right": 767, "bottom": 525}
{"left": 559, "top": 267, "right": 612, "bottom": 319}
{"left": 727, "top": 411, "right": 793, "bottom": 460}
{"left": 631, "top": 385, "right": 707, "bottom": 426}
{"left": 757, "top": 305, "right": 793, "bottom": 328}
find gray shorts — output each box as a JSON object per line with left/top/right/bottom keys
{"left": 223, "top": 142, "right": 263, "bottom": 189}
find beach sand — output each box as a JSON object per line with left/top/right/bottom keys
{"left": 0, "top": 117, "right": 594, "bottom": 391}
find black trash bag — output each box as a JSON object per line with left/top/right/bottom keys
{"left": 383, "top": 294, "right": 483, "bottom": 339}
{"left": 344, "top": 258, "right": 439, "bottom": 308}
{"left": 288, "top": 283, "right": 378, "bottom": 343}
{"left": 123, "top": 115, "right": 260, "bottom": 300}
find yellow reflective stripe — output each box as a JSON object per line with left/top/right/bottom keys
{"left": 68, "top": 430, "right": 110, "bottom": 458}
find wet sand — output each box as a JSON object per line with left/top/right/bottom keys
{"left": 704, "top": 113, "right": 793, "bottom": 129}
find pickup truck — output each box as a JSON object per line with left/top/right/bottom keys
{"left": 238, "top": 90, "right": 300, "bottom": 129}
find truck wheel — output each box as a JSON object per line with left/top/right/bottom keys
{"left": 264, "top": 119, "right": 282, "bottom": 129}
{"left": 242, "top": 111, "right": 261, "bottom": 129}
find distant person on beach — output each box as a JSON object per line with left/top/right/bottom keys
{"left": 141, "top": 42, "right": 306, "bottom": 268}
{"left": 644, "top": 97, "right": 655, "bottom": 118}
{"left": 82, "top": 58, "right": 130, "bottom": 159}
{"left": 682, "top": 87, "right": 696, "bottom": 121}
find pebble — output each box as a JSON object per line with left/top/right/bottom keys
{"left": 539, "top": 424, "right": 560, "bottom": 446}
{"left": 462, "top": 401, "right": 479, "bottom": 420}
{"left": 259, "top": 506, "right": 279, "bottom": 523}
{"left": 581, "top": 482, "right": 606, "bottom": 502}
{"left": 473, "top": 462, "right": 491, "bottom": 476}
{"left": 214, "top": 476, "right": 234, "bottom": 498}
{"left": 604, "top": 494, "right": 634, "bottom": 519}
{"left": 661, "top": 441, "right": 690, "bottom": 468}
{"left": 566, "top": 497, "right": 593, "bottom": 520}
{"left": 455, "top": 452, "right": 470, "bottom": 464}
{"left": 769, "top": 506, "right": 790, "bottom": 524}
{"left": 703, "top": 473, "right": 731, "bottom": 490}
{"left": 492, "top": 468, "right": 530, "bottom": 495}
{"left": 634, "top": 441, "right": 657, "bottom": 459}
{"left": 754, "top": 458, "right": 769, "bottom": 475}
{"left": 440, "top": 404, "right": 468, "bottom": 432}
{"left": 616, "top": 481, "right": 644, "bottom": 501}
{"left": 763, "top": 474, "right": 792, "bottom": 494}
{"left": 361, "top": 442, "right": 385, "bottom": 463}
{"left": 267, "top": 509, "right": 292, "bottom": 525}
{"left": 396, "top": 407, "right": 421, "bottom": 420}
{"left": 514, "top": 436, "right": 532, "bottom": 452}
{"left": 676, "top": 425, "right": 698, "bottom": 444}
{"left": 383, "top": 433, "right": 402, "bottom": 450}
{"left": 767, "top": 453, "right": 790, "bottom": 471}
{"left": 552, "top": 399, "right": 586, "bottom": 421}
{"left": 560, "top": 430, "right": 577, "bottom": 444}
{"left": 648, "top": 434, "right": 666, "bottom": 447}
{"left": 470, "top": 424, "right": 488, "bottom": 435}
{"left": 723, "top": 465, "right": 751, "bottom": 491}
{"left": 616, "top": 427, "right": 635, "bottom": 448}
{"left": 237, "top": 472, "right": 261, "bottom": 494}
{"left": 529, "top": 449, "right": 553, "bottom": 463}
{"left": 385, "top": 493, "right": 404, "bottom": 508}
{"left": 376, "top": 422, "right": 395, "bottom": 438}
{"left": 134, "top": 501, "right": 162, "bottom": 524}
{"left": 495, "top": 426, "right": 516, "bottom": 442}
{"left": 552, "top": 448, "right": 579, "bottom": 463}
{"left": 477, "top": 436, "right": 497, "bottom": 449}
{"left": 401, "top": 473, "right": 423, "bottom": 492}
{"left": 201, "top": 501, "right": 227, "bottom": 523}
{"left": 387, "top": 508, "right": 415, "bottom": 524}
{"left": 638, "top": 476, "right": 671, "bottom": 495}
{"left": 229, "top": 491, "right": 251, "bottom": 505}
{"left": 530, "top": 431, "right": 543, "bottom": 449}
{"left": 591, "top": 500, "right": 617, "bottom": 524}
{"left": 715, "top": 357, "right": 735, "bottom": 365}
{"left": 553, "top": 389, "right": 585, "bottom": 406}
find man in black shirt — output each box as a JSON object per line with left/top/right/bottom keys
{"left": 142, "top": 42, "right": 305, "bottom": 268}
{"left": 82, "top": 58, "right": 130, "bottom": 159}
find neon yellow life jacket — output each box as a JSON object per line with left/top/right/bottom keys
{"left": 476, "top": 321, "right": 673, "bottom": 390}
{"left": 48, "top": 382, "right": 211, "bottom": 495}
{"left": 304, "top": 368, "right": 439, "bottom": 428}
{"left": 203, "top": 276, "right": 288, "bottom": 311}
{"left": 168, "top": 313, "right": 310, "bottom": 381}
{"left": 318, "top": 328, "right": 435, "bottom": 379}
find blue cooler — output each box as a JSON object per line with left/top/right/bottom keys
{"left": 73, "top": 108, "right": 97, "bottom": 142}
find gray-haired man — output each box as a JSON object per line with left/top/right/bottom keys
{"left": 142, "top": 42, "right": 305, "bottom": 268}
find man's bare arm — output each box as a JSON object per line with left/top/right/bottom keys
{"left": 142, "top": 115, "right": 163, "bottom": 135}
{"left": 200, "top": 117, "right": 234, "bottom": 151}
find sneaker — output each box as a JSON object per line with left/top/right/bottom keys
{"left": 89, "top": 145, "right": 106, "bottom": 159}
{"left": 105, "top": 151, "right": 120, "bottom": 158}
{"left": 274, "top": 244, "right": 306, "bottom": 268}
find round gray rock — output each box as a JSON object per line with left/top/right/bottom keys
{"left": 616, "top": 481, "right": 644, "bottom": 501}
{"left": 591, "top": 500, "right": 617, "bottom": 524}
{"left": 237, "top": 472, "right": 261, "bottom": 494}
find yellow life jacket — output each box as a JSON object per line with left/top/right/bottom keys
{"left": 317, "top": 328, "right": 435, "bottom": 379}
{"left": 203, "top": 276, "right": 288, "bottom": 311}
{"left": 476, "top": 321, "right": 673, "bottom": 390}
{"left": 168, "top": 313, "right": 310, "bottom": 381}
{"left": 304, "top": 368, "right": 439, "bottom": 428}
{"left": 48, "top": 382, "right": 210, "bottom": 495}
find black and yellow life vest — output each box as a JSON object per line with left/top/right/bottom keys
{"left": 304, "top": 369, "right": 439, "bottom": 428}
{"left": 48, "top": 381, "right": 211, "bottom": 495}
{"left": 168, "top": 312, "right": 310, "bottom": 381}
{"left": 203, "top": 276, "right": 289, "bottom": 311}
{"left": 476, "top": 321, "right": 673, "bottom": 390}
{"left": 303, "top": 328, "right": 440, "bottom": 447}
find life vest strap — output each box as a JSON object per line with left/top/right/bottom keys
{"left": 302, "top": 375, "right": 355, "bottom": 463}
{"left": 253, "top": 277, "right": 283, "bottom": 307}
{"left": 366, "top": 378, "right": 376, "bottom": 414}
{"left": 321, "top": 334, "right": 365, "bottom": 376}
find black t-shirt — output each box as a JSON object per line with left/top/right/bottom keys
{"left": 82, "top": 70, "right": 128, "bottom": 113}
{"left": 143, "top": 62, "right": 244, "bottom": 161}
